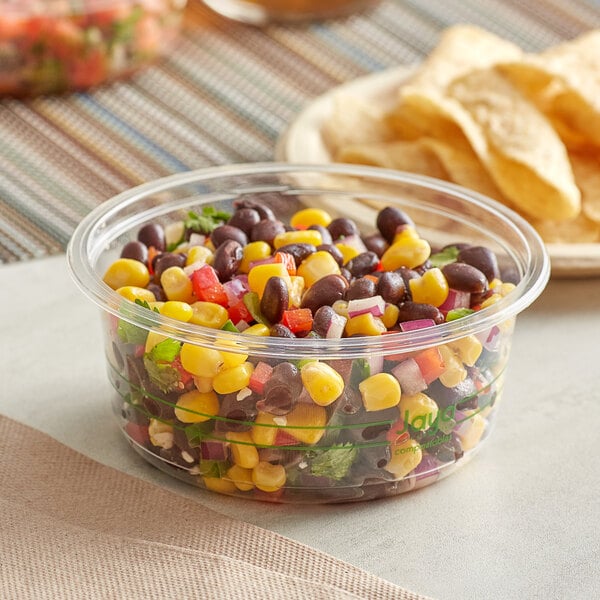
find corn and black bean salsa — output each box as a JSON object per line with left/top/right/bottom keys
{"left": 102, "top": 199, "right": 515, "bottom": 502}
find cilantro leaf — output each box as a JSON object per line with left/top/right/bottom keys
{"left": 445, "top": 308, "right": 475, "bottom": 321}
{"left": 148, "top": 338, "right": 181, "bottom": 363}
{"left": 309, "top": 443, "right": 358, "bottom": 480}
{"left": 143, "top": 338, "right": 182, "bottom": 392}
{"left": 117, "top": 300, "right": 157, "bottom": 345}
{"left": 429, "top": 245, "right": 460, "bottom": 268}
{"left": 185, "top": 207, "right": 231, "bottom": 235}
{"left": 349, "top": 358, "right": 370, "bottom": 388}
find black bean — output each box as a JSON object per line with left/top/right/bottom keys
{"left": 211, "top": 224, "right": 248, "bottom": 248}
{"left": 234, "top": 199, "right": 275, "bottom": 221}
{"left": 227, "top": 208, "right": 261, "bottom": 235}
{"left": 251, "top": 219, "right": 286, "bottom": 247}
{"left": 212, "top": 239, "right": 243, "bottom": 281}
{"left": 138, "top": 223, "right": 166, "bottom": 251}
{"left": 395, "top": 267, "right": 420, "bottom": 300}
{"left": 153, "top": 252, "right": 186, "bottom": 281}
{"left": 146, "top": 282, "right": 167, "bottom": 302}
{"left": 300, "top": 273, "right": 348, "bottom": 314}
{"left": 397, "top": 301, "right": 445, "bottom": 324}
{"left": 345, "top": 277, "right": 376, "bottom": 301}
{"left": 346, "top": 251, "right": 379, "bottom": 278}
{"left": 312, "top": 305, "right": 337, "bottom": 337}
{"left": 328, "top": 217, "right": 358, "bottom": 241}
{"left": 376, "top": 207, "right": 414, "bottom": 243}
{"left": 442, "top": 262, "right": 488, "bottom": 294}
{"left": 215, "top": 393, "right": 258, "bottom": 432}
{"left": 458, "top": 246, "right": 500, "bottom": 283}
{"left": 316, "top": 243, "right": 344, "bottom": 267}
{"left": 308, "top": 224, "right": 332, "bottom": 245}
{"left": 270, "top": 323, "right": 296, "bottom": 338}
{"left": 261, "top": 276, "right": 289, "bottom": 324}
{"left": 377, "top": 271, "right": 406, "bottom": 304}
{"left": 362, "top": 233, "right": 388, "bottom": 257}
{"left": 121, "top": 240, "right": 148, "bottom": 264}
{"left": 258, "top": 362, "right": 301, "bottom": 415}
{"left": 276, "top": 243, "right": 316, "bottom": 267}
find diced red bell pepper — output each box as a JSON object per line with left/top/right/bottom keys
{"left": 171, "top": 356, "right": 194, "bottom": 387}
{"left": 274, "top": 429, "right": 300, "bottom": 447}
{"left": 413, "top": 347, "right": 446, "bottom": 384}
{"left": 228, "top": 299, "right": 252, "bottom": 325}
{"left": 191, "top": 265, "right": 228, "bottom": 306}
{"left": 248, "top": 361, "right": 273, "bottom": 394}
{"left": 281, "top": 308, "right": 313, "bottom": 334}
{"left": 386, "top": 418, "right": 410, "bottom": 446}
{"left": 274, "top": 251, "right": 297, "bottom": 276}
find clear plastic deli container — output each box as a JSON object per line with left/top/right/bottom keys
{"left": 0, "top": 0, "right": 187, "bottom": 97}
{"left": 68, "top": 163, "right": 550, "bottom": 503}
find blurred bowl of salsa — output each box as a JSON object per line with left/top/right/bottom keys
{"left": 0, "top": 0, "right": 187, "bottom": 97}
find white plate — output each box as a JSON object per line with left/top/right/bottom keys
{"left": 276, "top": 67, "right": 600, "bottom": 278}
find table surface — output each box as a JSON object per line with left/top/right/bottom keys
{"left": 2, "top": 255, "right": 599, "bottom": 600}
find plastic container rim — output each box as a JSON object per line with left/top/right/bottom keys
{"left": 67, "top": 162, "right": 550, "bottom": 359}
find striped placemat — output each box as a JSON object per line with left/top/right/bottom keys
{"left": 1, "top": 0, "right": 599, "bottom": 263}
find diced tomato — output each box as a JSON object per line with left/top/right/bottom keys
{"left": 191, "top": 265, "right": 228, "bottom": 306}
{"left": 281, "top": 308, "right": 313, "bottom": 334}
{"left": 125, "top": 422, "right": 149, "bottom": 447}
{"left": 274, "top": 251, "right": 297, "bottom": 276}
{"left": 147, "top": 246, "right": 160, "bottom": 276}
{"left": 171, "top": 356, "right": 194, "bottom": 386}
{"left": 274, "top": 429, "right": 299, "bottom": 447}
{"left": 413, "top": 347, "right": 446, "bottom": 384}
{"left": 386, "top": 418, "right": 410, "bottom": 446}
{"left": 68, "top": 49, "right": 107, "bottom": 89}
{"left": 228, "top": 299, "right": 252, "bottom": 324}
{"left": 248, "top": 361, "right": 273, "bottom": 394}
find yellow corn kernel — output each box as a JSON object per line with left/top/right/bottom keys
{"left": 300, "top": 362, "right": 344, "bottom": 406}
{"left": 180, "top": 344, "right": 224, "bottom": 377}
{"left": 290, "top": 207, "right": 332, "bottom": 229}
{"left": 227, "top": 431, "right": 260, "bottom": 469}
{"left": 252, "top": 461, "right": 286, "bottom": 492}
{"left": 159, "top": 300, "right": 193, "bottom": 322}
{"left": 438, "top": 345, "right": 467, "bottom": 387}
{"left": 409, "top": 268, "right": 449, "bottom": 307}
{"left": 345, "top": 313, "right": 387, "bottom": 337}
{"left": 381, "top": 303, "right": 400, "bottom": 329}
{"left": 189, "top": 301, "right": 229, "bottom": 329}
{"left": 288, "top": 275, "right": 305, "bottom": 308}
{"left": 392, "top": 226, "right": 420, "bottom": 244}
{"left": 244, "top": 323, "right": 271, "bottom": 336}
{"left": 381, "top": 237, "right": 431, "bottom": 271}
{"left": 247, "top": 263, "right": 291, "bottom": 298}
{"left": 148, "top": 301, "right": 165, "bottom": 312}
{"left": 185, "top": 245, "right": 213, "bottom": 267}
{"left": 386, "top": 438, "right": 422, "bottom": 477}
{"left": 285, "top": 403, "right": 327, "bottom": 444}
{"left": 116, "top": 286, "right": 156, "bottom": 303}
{"left": 216, "top": 340, "right": 249, "bottom": 369}
{"left": 174, "top": 389, "right": 219, "bottom": 423}
{"left": 213, "top": 362, "right": 254, "bottom": 395}
{"left": 103, "top": 258, "right": 150, "bottom": 290}
{"left": 239, "top": 241, "right": 272, "bottom": 274}
{"left": 296, "top": 251, "right": 341, "bottom": 288}
{"left": 252, "top": 412, "right": 279, "bottom": 446}
{"left": 456, "top": 412, "right": 486, "bottom": 451}
{"left": 193, "top": 376, "right": 213, "bottom": 393}
{"left": 148, "top": 419, "right": 174, "bottom": 449}
{"left": 335, "top": 243, "right": 360, "bottom": 265}
{"left": 359, "top": 373, "right": 401, "bottom": 412}
{"left": 160, "top": 266, "right": 194, "bottom": 302}
{"left": 480, "top": 293, "right": 502, "bottom": 309}
{"left": 448, "top": 335, "right": 483, "bottom": 367}
{"left": 225, "top": 465, "right": 254, "bottom": 492}
{"left": 273, "top": 229, "right": 322, "bottom": 249}
{"left": 332, "top": 300, "right": 349, "bottom": 318}
{"left": 203, "top": 476, "right": 237, "bottom": 494}
{"left": 489, "top": 278, "right": 503, "bottom": 290}
{"left": 497, "top": 282, "right": 516, "bottom": 297}
{"left": 144, "top": 330, "right": 169, "bottom": 353}
{"left": 398, "top": 392, "right": 438, "bottom": 431}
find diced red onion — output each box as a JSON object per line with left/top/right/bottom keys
{"left": 223, "top": 276, "right": 250, "bottom": 305}
{"left": 200, "top": 441, "right": 227, "bottom": 461}
{"left": 476, "top": 325, "right": 500, "bottom": 351}
{"left": 398, "top": 318, "right": 436, "bottom": 332}
{"left": 188, "top": 233, "right": 206, "bottom": 247}
{"left": 367, "top": 353, "right": 384, "bottom": 375}
{"left": 347, "top": 295, "right": 385, "bottom": 318}
{"left": 438, "top": 289, "right": 471, "bottom": 313}
{"left": 325, "top": 313, "right": 347, "bottom": 339}
{"left": 391, "top": 358, "right": 427, "bottom": 395}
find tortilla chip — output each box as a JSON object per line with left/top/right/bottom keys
{"left": 418, "top": 137, "right": 509, "bottom": 202}
{"left": 570, "top": 152, "right": 600, "bottom": 223}
{"left": 532, "top": 213, "right": 600, "bottom": 244}
{"left": 335, "top": 139, "right": 449, "bottom": 179}
{"left": 446, "top": 67, "right": 580, "bottom": 221}
{"left": 499, "top": 31, "right": 600, "bottom": 146}
{"left": 321, "top": 95, "right": 395, "bottom": 157}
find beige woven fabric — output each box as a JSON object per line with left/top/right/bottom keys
{"left": 0, "top": 415, "right": 431, "bottom": 600}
